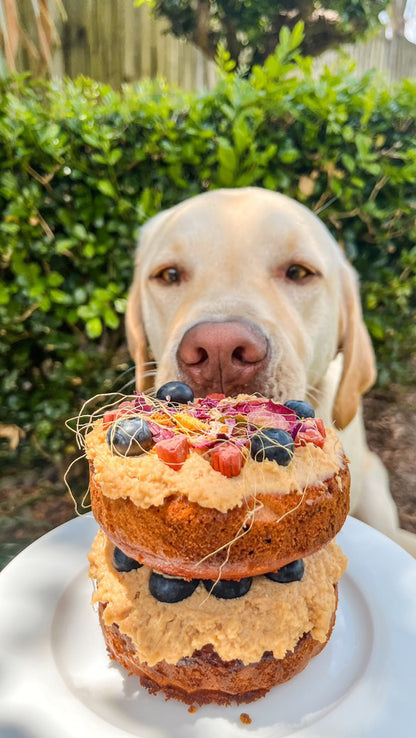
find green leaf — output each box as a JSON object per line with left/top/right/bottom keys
{"left": 108, "top": 149, "right": 123, "bottom": 166}
{"left": 86, "top": 317, "right": 102, "bottom": 339}
{"left": 217, "top": 137, "right": 237, "bottom": 172}
{"left": 97, "top": 180, "right": 117, "bottom": 198}
{"left": 103, "top": 307, "right": 119, "bottom": 329}
{"left": 290, "top": 21, "right": 305, "bottom": 50}
{"left": 50, "top": 289, "right": 70, "bottom": 304}
{"left": 47, "top": 272, "right": 64, "bottom": 287}
{"left": 280, "top": 148, "right": 300, "bottom": 164}
{"left": 215, "top": 43, "right": 236, "bottom": 75}
{"left": 279, "top": 25, "right": 291, "bottom": 50}
{"left": 0, "top": 285, "right": 10, "bottom": 304}
{"left": 232, "top": 116, "right": 251, "bottom": 154}
{"left": 55, "top": 238, "right": 75, "bottom": 254}
{"left": 82, "top": 243, "right": 95, "bottom": 259}
{"left": 341, "top": 153, "right": 356, "bottom": 173}
{"left": 114, "top": 297, "right": 127, "bottom": 314}
{"left": 72, "top": 223, "right": 88, "bottom": 241}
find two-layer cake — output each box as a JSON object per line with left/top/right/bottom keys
{"left": 86, "top": 383, "right": 349, "bottom": 705}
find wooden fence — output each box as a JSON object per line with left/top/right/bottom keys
{"left": 51, "top": 0, "right": 218, "bottom": 90}
{"left": 14, "top": 0, "right": 416, "bottom": 89}
{"left": 316, "top": 30, "right": 416, "bottom": 85}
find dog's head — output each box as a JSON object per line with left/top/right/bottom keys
{"left": 126, "top": 188, "right": 375, "bottom": 429}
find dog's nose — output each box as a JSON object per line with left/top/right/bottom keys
{"left": 177, "top": 320, "right": 269, "bottom": 396}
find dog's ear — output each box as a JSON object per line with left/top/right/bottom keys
{"left": 126, "top": 209, "right": 174, "bottom": 390}
{"left": 333, "top": 262, "right": 376, "bottom": 430}
{"left": 125, "top": 257, "right": 150, "bottom": 391}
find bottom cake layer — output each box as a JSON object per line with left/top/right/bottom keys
{"left": 99, "top": 599, "right": 337, "bottom": 706}
{"left": 89, "top": 530, "right": 347, "bottom": 705}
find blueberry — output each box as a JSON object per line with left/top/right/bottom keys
{"left": 284, "top": 400, "right": 315, "bottom": 418}
{"left": 156, "top": 381, "right": 194, "bottom": 405}
{"left": 113, "top": 546, "right": 142, "bottom": 573}
{"left": 203, "top": 577, "right": 252, "bottom": 599}
{"left": 266, "top": 559, "right": 304, "bottom": 583}
{"left": 106, "top": 417, "right": 153, "bottom": 456}
{"left": 250, "top": 428, "right": 294, "bottom": 466}
{"left": 149, "top": 572, "right": 199, "bottom": 603}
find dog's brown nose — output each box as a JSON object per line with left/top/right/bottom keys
{"left": 177, "top": 320, "right": 269, "bottom": 396}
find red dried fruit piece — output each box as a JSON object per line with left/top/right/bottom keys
{"left": 154, "top": 435, "right": 189, "bottom": 471}
{"left": 211, "top": 443, "right": 244, "bottom": 478}
{"left": 207, "top": 393, "right": 226, "bottom": 401}
{"left": 102, "top": 402, "right": 134, "bottom": 429}
{"left": 315, "top": 418, "right": 326, "bottom": 438}
{"left": 295, "top": 425, "right": 325, "bottom": 449}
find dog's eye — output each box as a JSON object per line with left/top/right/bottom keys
{"left": 286, "top": 264, "right": 314, "bottom": 282}
{"left": 155, "top": 267, "right": 181, "bottom": 284}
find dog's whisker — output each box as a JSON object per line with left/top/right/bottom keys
{"left": 116, "top": 371, "right": 158, "bottom": 395}
{"left": 111, "top": 365, "right": 136, "bottom": 383}
{"left": 305, "top": 384, "right": 322, "bottom": 402}
{"left": 118, "top": 363, "right": 136, "bottom": 373}
{"left": 305, "top": 380, "right": 323, "bottom": 397}
{"left": 108, "top": 366, "right": 138, "bottom": 393}
{"left": 117, "top": 379, "right": 136, "bottom": 393}
{"left": 304, "top": 386, "right": 324, "bottom": 409}
{"left": 314, "top": 195, "right": 338, "bottom": 215}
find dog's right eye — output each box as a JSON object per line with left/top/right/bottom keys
{"left": 285, "top": 264, "right": 315, "bottom": 282}
{"left": 154, "top": 267, "right": 181, "bottom": 284}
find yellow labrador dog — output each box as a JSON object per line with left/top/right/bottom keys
{"left": 126, "top": 187, "right": 415, "bottom": 555}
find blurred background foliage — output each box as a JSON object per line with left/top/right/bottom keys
{"left": 1, "top": 28, "right": 415, "bottom": 467}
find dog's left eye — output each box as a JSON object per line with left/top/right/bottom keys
{"left": 286, "top": 264, "right": 314, "bottom": 282}
{"left": 155, "top": 267, "right": 181, "bottom": 284}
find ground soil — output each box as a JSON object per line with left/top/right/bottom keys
{"left": 0, "top": 386, "right": 415, "bottom": 569}
{"left": 363, "top": 385, "right": 416, "bottom": 533}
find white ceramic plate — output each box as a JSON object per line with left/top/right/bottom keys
{"left": 0, "top": 515, "right": 415, "bottom": 737}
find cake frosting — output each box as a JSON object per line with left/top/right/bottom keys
{"left": 85, "top": 421, "right": 344, "bottom": 513}
{"left": 89, "top": 530, "right": 347, "bottom": 666}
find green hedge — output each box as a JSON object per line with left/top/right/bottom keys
{"left": 1, "top": 32, "right": 415, "bottom": 463}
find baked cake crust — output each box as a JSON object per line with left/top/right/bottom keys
{"left": 90, "top": 460, "right": 349, "bottom": 579}
{"left": 99, "top": 599, "right": 337, "bottom": 706}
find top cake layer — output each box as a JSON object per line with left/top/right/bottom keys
{"left": 85, "top": 392, "right": 345, "bottom": 514}
{"left": 85, "top": 389, "right": 350, "bottom": 577}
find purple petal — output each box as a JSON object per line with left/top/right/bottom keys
{"left": 265, "top": 400, "right": 297, "bottom": 420}
{"left": 147, "top": 421, "right": 175, "bottom": 442}
{"left": 246, "top": 409, "right": 290, "bottom": 430}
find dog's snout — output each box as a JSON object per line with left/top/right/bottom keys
{"left": 177, "top": 320, "right": 269, "bottom": 396}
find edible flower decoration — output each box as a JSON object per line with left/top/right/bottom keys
{"left": 104, "top": 381, "right": 326, "bottom": 477}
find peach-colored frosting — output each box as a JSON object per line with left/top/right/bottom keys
{"left": 85, "top": 421, "right": 345, "bottom": 513}
{"left": 89, "top": 530, "right": 347, "bottom": 666}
